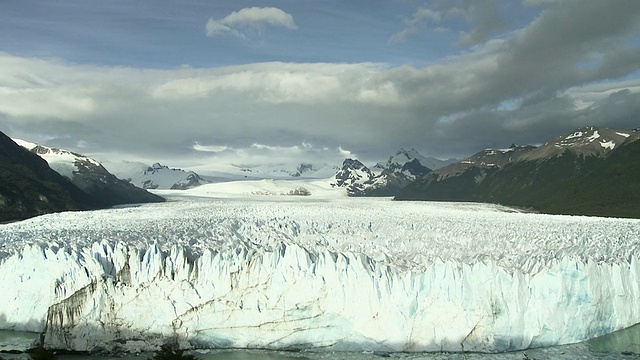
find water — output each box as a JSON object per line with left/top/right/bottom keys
{"left": 2, "top": 325, "right": 640, "bottom": 359}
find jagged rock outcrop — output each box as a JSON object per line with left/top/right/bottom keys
{"left": 330, "top": 159, "right": 384, "bottom": 195}
{"left": 331, "top": 150, "right": 433, "bottom": 196}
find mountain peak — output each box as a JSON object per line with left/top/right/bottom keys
{"left": 12, "top": 139, "right": 164, "bottom": 206}
{"left": 340, "top": 158, "right": 369, "bottom": 171}
{"left": 376, "top": 148, "right": 426, "bottom": 170}
{"left": 460, "top": 144, "right": 535, "bottom": 169}
{"left": 376, "top": 148, "right": 456, "bottom": 171}
{"left": 396, "top": 126, "right": 640, "bottom": 218}
{"left": 331, "top": 155, "right": 432, "bottom": 197}
{"left": 1, "top": 132, "right": 105, "bottom": 222}
{"left": 107, "top": 161, "right": 207, "bottom": 190}
{"left": 330, "top": 159, "right": 377, "bottom": 195}
{"left": 523, "top": 126, "right": 637, "bottom": 161}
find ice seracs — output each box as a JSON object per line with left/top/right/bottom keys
{"left": 1, "top": 190, "right": 640, "bottom": 353}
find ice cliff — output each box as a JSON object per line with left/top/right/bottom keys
{"left": 1, "top": 191, "right": 640, "bottom": 353}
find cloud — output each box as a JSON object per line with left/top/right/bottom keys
{"left": 1, "top": 0, "right": 639, "bottom": 165}
{"left": 391, "top": 0, "right": 506, "bottom": 46}
{"left": 187, "top": 142, "right": 354, "bottom": 174}
{"left": 206, "top": 7, "right": 297, "bottom": 38}
{"left": 390, "top": 7, "right": 442, "bottom": 43}
{"left": 193, "top": 143, "right": 229, "bottom": 152}
{"left": 454, "top": 0, "right": 507, "bottom": 47}
{"left": 523, "top": 0, "right": 561, "bottom": 6}
{"left": 149, "top": 62, "right": 399, "bottom": 106}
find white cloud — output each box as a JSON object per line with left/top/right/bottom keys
{"left": 391, "top": 7, "right": 442, "bottom": 43}
{"left": 190, "top": 141, "right": 354, "bottom": 172}
{"left": 204, "top": 21, "right": 233, "bottom": 37}
{"left": 560, "top": 80, "right": 640, "bottom": 110}
{"left": 0, "top": 86, "right": 95, "bottom": 118}
{"left": 206, "top": 7, "right": 297, "bottom": 38}
{"left": 193, "top": 143, "right": 229, "bottom": 152}
{"left": 150, "top": 62, "right": 397, "bottom": 105}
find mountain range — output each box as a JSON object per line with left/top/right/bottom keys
{"left": 104, "top": 161, "right": 208, "bottom": 190}
{"left": 4, "top": 125, "right": 639, "bottom": 221}
{"left": 330, "top": 149, "right": 433, "bottom": 196}
{"left": 396, "top": 126, "right": 640, "bottom": 218}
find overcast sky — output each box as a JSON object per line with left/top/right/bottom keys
{"left": 1, "top": 0, "right": 640, "bottom": 170}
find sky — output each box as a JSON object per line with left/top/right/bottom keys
{"left": 1, "top": 0, "right": 640, "bottom": 172}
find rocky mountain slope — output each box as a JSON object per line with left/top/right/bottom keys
{"left": 14, "top": 139, "right": 164, "bottom": 207}
{"left": 396, "top": 127, "right": 640, "bottom": 218}
{"left": 0, "top": 132, "right": 102, "bottom": 222}
{"left": 330, "top": 158, "right": 384, "bottom": 196}
{"left": 331, "top": 149, "right": 432, "bottom": 196}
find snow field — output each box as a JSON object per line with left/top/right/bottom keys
{"left": 1, "top": 184, "right": 640, "bottom": 353}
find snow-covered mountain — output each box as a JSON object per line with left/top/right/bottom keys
{"left": 374, "top": 148, "right": 431, "bottom": 181}
{"left": 105, "top": 161, "right": 208, "bottom": 190}
{"left": 461, "top": 144, "right": 536, "bottom": 168}
{"left": 13, "top": 139, "right": 103, "bottom": 180}
{"left": 13, "top": 139, "right": 164, "bottom": 206}
{"left": 330, "top": 150, "right": 433, "bottom": 196}
{"left": 0, "top": 132, "right": 102, "bottom": 222}
{"left": 288, "top": 163, "right": 331, "bottom": 177}
{"left": 1, "top": 191, "right": 639, "bottom": 353}
{"left": 375, "top": 148, "right": 456, "bottom": 172}
{"left": 330, "top": 158, "right": 386, "bottom": 196}
{"left": 410, "top": 127, "right": 638, "bottom": 187}
{"left": 522, "top": 126, "right": 640, "bottom": 161}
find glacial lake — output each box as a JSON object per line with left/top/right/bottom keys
{"left": 1, "top": 323, "right": 640, "bottom": 359}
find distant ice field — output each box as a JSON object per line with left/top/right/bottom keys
{"left": 1, "top": 181, "right": 638, "bottom": 273}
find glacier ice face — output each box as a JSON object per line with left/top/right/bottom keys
{"left": 1, "top": 192, "right": 640, "bottom": 353}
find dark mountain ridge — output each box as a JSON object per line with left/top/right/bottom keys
{"left": 1, "top": 132, "right": 165, "bottom": 222}
{"left": 0, "top": 132, "right": 102, "bottom": 222}
{"left": 396, "top": 126, "right": 640, "bottom": 218}
{"left": 20, "top": 141, "right": 165, "bottom": 207}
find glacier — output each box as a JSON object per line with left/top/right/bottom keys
{"left": 1, "top": 180, "right": 640, "bottom": 354}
